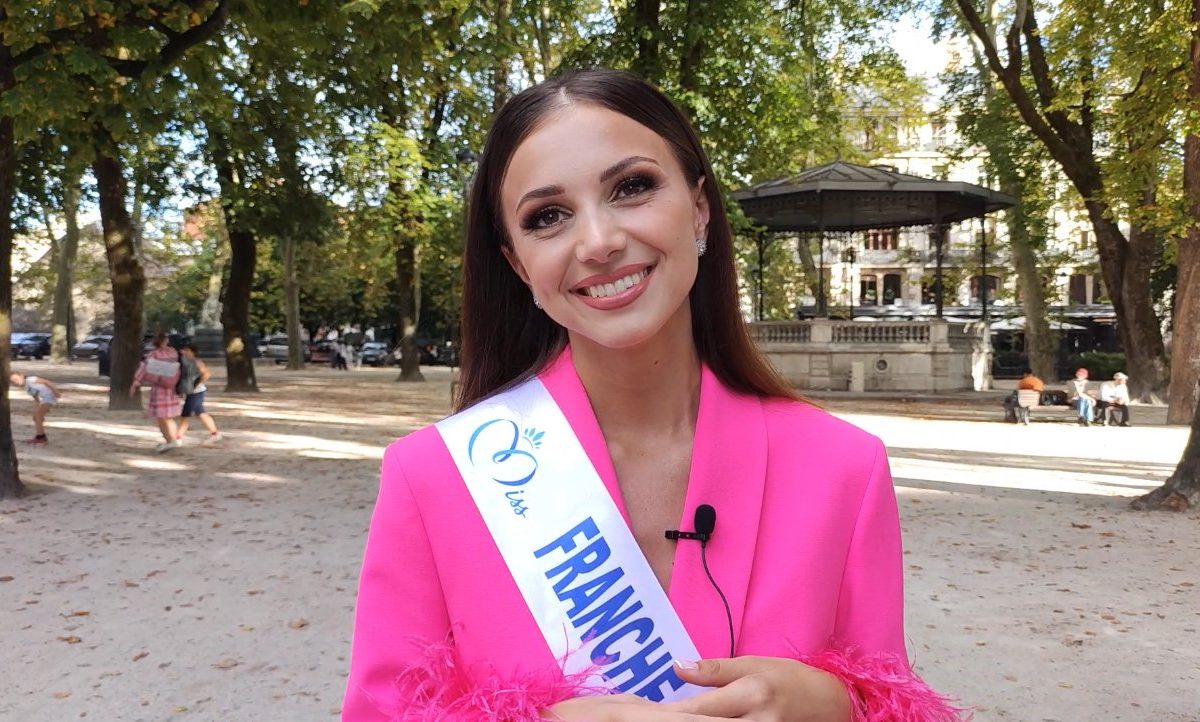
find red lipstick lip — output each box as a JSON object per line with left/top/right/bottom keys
{"left": 571, "top": 263, "right": 655, "bottom": 292}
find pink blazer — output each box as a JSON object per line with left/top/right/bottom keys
{"left": 343, "top": 349, "right": 963, "bottom": 721}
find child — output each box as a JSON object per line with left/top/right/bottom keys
{"left": 176, "top": 344, "right": 223, "bottom": 446}
{"left": 9, "top": 372, "right": 60, "bottom": 445}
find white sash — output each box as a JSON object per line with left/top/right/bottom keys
{"left": 436, "top": 377, "right": 702, "bottom": 702}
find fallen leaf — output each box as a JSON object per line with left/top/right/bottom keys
{"left": 1070, "top": 523, "right": 1091, "bottom": 529}
{"left": 0, "top": 576, "right": 14, "bottom": 582}
{"left": 132, "top": 651, "right": 149, "bottom": 662}
{"left": 213, "top": 658, "right": 240, "bottom": 670}
{"left": 51, "top": 691, "right": 70, "bottom": 699}
{"left": 57, "top": 636, "right": 82, "bottom": 644}
{"left": 288, "top": 619, "right": 309, "bottom": 630}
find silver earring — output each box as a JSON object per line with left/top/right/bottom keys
{"left": 533, "top": 294, "right": 543, "bottom": 309}
{"left": 695, "top": 237, "right": 708, "bottom": 257}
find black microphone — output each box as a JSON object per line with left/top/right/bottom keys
{"left": 665, "top": 504, "right": 734, "bottom": 656}
{"left": 665, "top": 504, "right": 717, "bottom": 543}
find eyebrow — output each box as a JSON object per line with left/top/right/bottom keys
{"left": 514, "top": 156, "right": 661, "bottom": 212}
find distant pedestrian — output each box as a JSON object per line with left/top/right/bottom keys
{"left": 335, "top": 341, "right": 349, "bottom": 371}
{"left": 176, "top": 343, "right": 224, "bottom": 446}
{"left": 130, "top": 330, "right": 183, "bottom": 453}
{"left": 9, "top": 372, "right": 60, "bottom": 445}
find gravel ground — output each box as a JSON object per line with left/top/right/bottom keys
{"left": 1, "top": 360, "right": 1196, "bottom": 722}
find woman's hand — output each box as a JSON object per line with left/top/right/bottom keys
{"left": 663, "top": 656, "right": 852, "bottom": 722}
{"left": 544, "top": 694, "right": 732, "bottom": 721}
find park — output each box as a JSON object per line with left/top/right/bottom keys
{"left": 2, "top": 1, "right": 1200, "bottom": 721}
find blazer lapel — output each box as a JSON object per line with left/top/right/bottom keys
{"left": 539, "top": 349, "right": 769, "bottom": 660}
{"left": 669, "top": 366, "right": 768, "bottom": 660}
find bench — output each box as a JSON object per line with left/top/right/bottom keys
{"left": 1008, "top": 389, "right": 1077, "bottom": 424}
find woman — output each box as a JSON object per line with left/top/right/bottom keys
{"left": 344, "top": 70, "right": 964, "bottom": 721}
{"left": 1066, "top": 367, "right": 1097, "bottom": 427}
{"left": 129, "top": 331, "right": 183, "bottom": 453}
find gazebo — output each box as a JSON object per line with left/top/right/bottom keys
{"left": 733, "top": 160, "right": 1016, "bottom": 318}
{"left": 732, "top": 161, "right": 1017, "bottom": 392}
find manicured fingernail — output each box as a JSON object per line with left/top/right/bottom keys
{"left": 674, "top": 659, "right": 699, "bottom": 670}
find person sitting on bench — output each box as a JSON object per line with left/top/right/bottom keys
{"left": 1098, "top": 372, "right": 1132, "bottom": 426}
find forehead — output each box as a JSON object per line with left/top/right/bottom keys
{"left": 501, "top": 103, "right": 678, "bottom": 196}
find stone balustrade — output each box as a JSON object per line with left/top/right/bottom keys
{"left": 749, "top": 318, "right": 991, "bottom": 392}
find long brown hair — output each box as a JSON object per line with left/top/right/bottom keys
{"left": 456, "top": 69, "right": 797, "bottom": 410}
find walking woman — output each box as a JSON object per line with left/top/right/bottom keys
{"left": 129, "top": 331, "right": 183, "bottom": 453}
{"left": 343, "top": 70, "right": 965, "bottom": 722}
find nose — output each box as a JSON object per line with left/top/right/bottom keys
{"left": 573, "top": 208, "right": 626, "bottom": 264}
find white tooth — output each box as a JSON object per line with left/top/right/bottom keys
{"left": 616, "top": 278, "right": 630, "bottom": 292}
{"left": 604, "top": 283, "right": 617, "bottom": 297}
{"left": 587, "top": 286, "right": 599, "bottom": 298}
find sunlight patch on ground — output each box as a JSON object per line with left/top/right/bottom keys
{"left": 219, "top": 471, "right": 290, "bottom": 484}
{"left": 48, "top": 419, "right": 161, "bottom": 440}
{"left": 23, "top": 479, "right": 116, "bottom": 496}
{"left": 241, "top": 432, "right": 386, "bottom": 460}
{"left": 123, "top": 458, "right": 192, "bottom": 472}
{"left": 889, "top": 457, "right": 1164, "bottom": 497}
{"left": 29, "top": 454, "right": 110, "bottom": 469}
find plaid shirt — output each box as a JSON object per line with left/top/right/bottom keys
{"left": 134, "top": 347, "right": 183, "bottom": 419}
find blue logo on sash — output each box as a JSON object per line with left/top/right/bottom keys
{"left": 468, "top": 419, "right": 544, "bottom": 516}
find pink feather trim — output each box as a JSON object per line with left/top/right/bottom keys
{"left": 377, "top": 639, "right": 605, "bottom": 722}
{"left": 800, "top": 648, "right": 973, "bottom": 722}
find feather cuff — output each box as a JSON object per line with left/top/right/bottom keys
{"left": 376, "top": 640, "right": 602, "bottom": 722}
{"left": 801, "top": 648, "right": 972, "bottom": 722}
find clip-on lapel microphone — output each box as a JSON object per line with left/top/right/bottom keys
{"left": 665, "top": 504, "right": 734, "bottom": 657}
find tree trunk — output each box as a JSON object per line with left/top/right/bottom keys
{"left": 1087, "top": 204, "right": 1170, "bottom": 401}
{"left": 492, "top": 0, "right": 511, "bottom": 114}
{"left": 92, "top": 131, "right": 145, "bottom": 411}
{"left": 50, "top": 174, "right": 81, "bottom": 362}
{"left": 628, "top": 0, "right": 662, "bottom": 82}
{"left": 0, "top": 74, "right": 24, "bottom": 498}
{"left": 1132, "top": 379, "right": 1200, "bottom": 511}
{"left": 1004, "top": 184, "right": 1057, "bottom": 381}
{"left": 1167, "top": 0, "right": 1200, "bottom": 425}
{"left": 281, "top": 236, "right": 304, "bottom": 370}
{"left": 209, "top": 133, "right": 259, "bottom": 392}
{"left": 220, "top": 225, "right": 259, "bottom": 390}
{"left": 394, "top": 230, "right": 424, "bottom": 382}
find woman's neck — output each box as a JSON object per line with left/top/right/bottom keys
{"left": 568, "top": 309, "right": 701, "bottom": 438}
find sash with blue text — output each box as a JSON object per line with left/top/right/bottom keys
{"left": 435, "top": 377, "right": 703, "bottom": 702}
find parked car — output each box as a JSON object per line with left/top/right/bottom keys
{"left": 263, "top": 335, "right": 311, "bottom": 364}
{"left": 71, "top": 335, "right": 112, "bottom": 360}
{"left": 11, "top": 332, "right": 51, "bottom": 359}
{"left": 359, "top": 341, "right": 391, "bottom": 367}
{"left": 311, "top": 339, "right": 337, "bottom": 365}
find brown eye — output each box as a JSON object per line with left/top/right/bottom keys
{"left": 614, "top": 174, "right": 657, "bottom": 199}
{"left": 522, "top": 206, "right": 567, "bottom": 230}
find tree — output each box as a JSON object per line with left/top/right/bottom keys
{"left": 0, "top": 11, "right": 22, "bottom": 497}
{"left": 1135, "top": 0, "right": 1200, "bottom": 510}
{"left": 951, "top": 0, "right": 1174, "bottom": 401}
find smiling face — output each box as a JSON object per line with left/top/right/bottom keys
{"left": 498, "top": 103, "right": 710, "bottom": 352}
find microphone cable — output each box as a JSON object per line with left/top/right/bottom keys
{"left": 699, "top": 536, "right": 735, "bottom": 658}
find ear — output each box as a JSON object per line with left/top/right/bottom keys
{"left": 500, "top": 242, "right": 532, "bottom": 287}
{"left": 692, "top": 176, "right": 711, "bottom": 242}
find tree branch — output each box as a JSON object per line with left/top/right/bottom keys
{"left": 1021, "top": 7, "right": 1055, "bottom": 108}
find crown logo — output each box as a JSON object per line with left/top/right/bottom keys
{"left": 522, "top": 427, "right": 545, "bottom": 448}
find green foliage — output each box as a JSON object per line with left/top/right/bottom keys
{"left": 1066, "top": 352, "right": 1128, "bottom": 382}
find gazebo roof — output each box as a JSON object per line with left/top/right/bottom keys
{"left": 733, "top": 160, "right": 1017, "bottom": 232}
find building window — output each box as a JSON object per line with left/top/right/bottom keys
{"left": 930, "top": 119, "right": 947, "bottom": 148}
{"left": 969, "top": 275, "right": 999, "bottom": 302}
{"left": 864, "top": 228, "right": 899, "bottom": 250}
{"left": 1092, "top": 275, "right": 1108, "bottom": 303}
{"left": 883, "top": 273, "right": 902, "bottom": 305}
{"left": 932, "top": 164, "right": 949, "bottom": 180}
{"left": 1078, "top": 229, "right": 1091, "bottom": 252}
{"left": 860, "top": 275, "right": 878, "bottom": 306}
{"left": 1069, "top": 274, "right": 1088, "bottom": 305}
